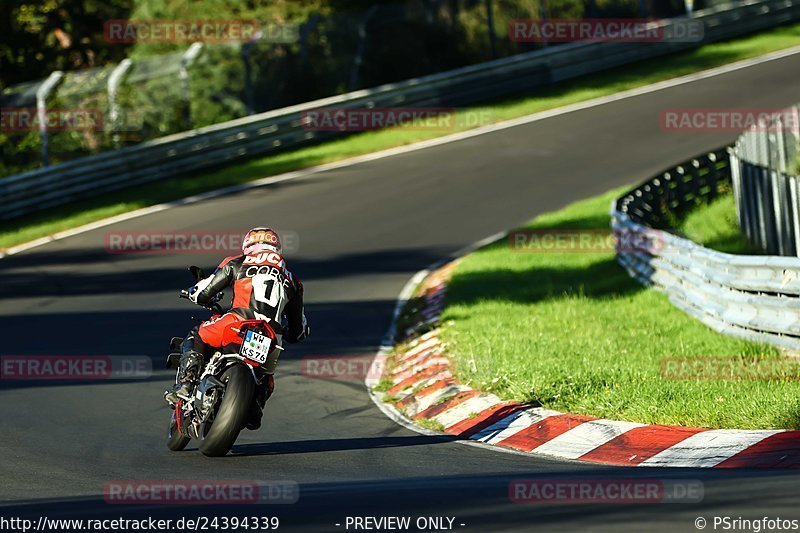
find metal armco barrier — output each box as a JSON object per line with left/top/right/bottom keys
{"left": 729, "top": 105, "right": 800, "bottom": 256}
{"left": 613, "top": 150, "right": 800, "bottom": 351}
{"left": 2, "top": 0, "right": 800, "bottom": 220}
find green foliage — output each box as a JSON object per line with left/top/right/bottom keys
{"left": 793, "top": 148, "right": 800, "bottom": 176}
{"left": 415, "top": 418, "right": 445, "bottom": 432}
{"left": 2, "top": 0, "right": 693, "bottom": 177}
{"left": 371, "top": 377, "right": 395, "bottom": 393}
{"left": 0, "top": 0, "right": 134, "bottom": 88}
{"left": 679, "top": 191, "right": 756, "bottom": 254}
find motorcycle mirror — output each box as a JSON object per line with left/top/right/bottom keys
{"left": 188, "top": 265, "right": 205, "bottom": 282}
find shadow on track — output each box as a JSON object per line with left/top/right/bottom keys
{"left": 0, "top": 298, "right": 396, "bottom": 391}
{"left": 0, "top": 246, "right": 451, "bottom": 298}
{"left": 231, "top": 435, "right": 459, "bottom": 457}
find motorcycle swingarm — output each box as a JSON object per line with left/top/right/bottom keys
{"left": 193, "top": 375, "right": 227, "bottom": 416}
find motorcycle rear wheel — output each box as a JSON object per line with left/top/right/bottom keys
{"left": 198, "top": 364, "right": 254, "bottom": 457}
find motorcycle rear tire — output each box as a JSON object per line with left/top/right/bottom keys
{"left": 198, "top": 364, "right": 254, "bottom": 457}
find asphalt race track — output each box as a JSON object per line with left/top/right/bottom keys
{"left": 2, "top": 52, "right": 800, "bottom": 532}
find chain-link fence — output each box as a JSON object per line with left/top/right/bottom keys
{"left": 0, "top": 0, "right": 729, "bottom": 178}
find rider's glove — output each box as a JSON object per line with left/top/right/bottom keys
{"left": 188, "top": 275, "right": 214, "bottom": 304}
{"left": 297, "top": 314, "right": 310, "bottom": 341}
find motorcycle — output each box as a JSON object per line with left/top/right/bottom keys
{"left": 165, "top": 266, "right": 280, "bottom": 457}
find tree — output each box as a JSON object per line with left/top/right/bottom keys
{"left": 0, "top": 0, "right": 133, "bottom": 89}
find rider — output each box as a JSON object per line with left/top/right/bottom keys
{"left": 165, "top": 227, "right": 309, "bottom": 429}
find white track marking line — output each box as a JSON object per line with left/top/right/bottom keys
{"left": 5, "top": 45, "right": 800, "bottom": 259}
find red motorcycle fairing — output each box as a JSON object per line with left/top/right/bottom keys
{"left": 198, "top": 311, "right": 277, "bottom": 351}
{"left": 220, "top": 318, "right": 277, "bottom": 348}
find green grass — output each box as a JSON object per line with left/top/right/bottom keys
{"left": 415, "top": 418, "right": 446, "bottom": 432}
{"left": 3, "top": 22, "right": 800, "bottom": 250}
{"left": 439, "top": 188, "right": 800, "bottom": 429}
{"left": 678, "top": 189, "right": 757, "bottom": 254}
{"left": 371, "top": 377, "right": 395, "bottom": 393}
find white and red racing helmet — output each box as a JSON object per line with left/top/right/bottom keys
{"left": 242, "top": 227, "right": 282, "bottom": 255}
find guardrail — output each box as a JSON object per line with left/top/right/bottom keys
{"left": 613, "top": 149, "right": 800, "bottom": 351}
{"left": 2, "top": 0, "right": 800, "bottom": 221}
{"left": 729, "top": 105, "right": 800, "bottom": 256}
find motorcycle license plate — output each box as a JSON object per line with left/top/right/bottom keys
{"left": 241, "top": 330, "right": 272, "bottom": 364}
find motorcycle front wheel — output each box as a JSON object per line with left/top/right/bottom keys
{"left": 198, "top": 364, "right": 255, "bottom": 457}
{"left": 167, "top": 407, "right": 191, "bottom": 451}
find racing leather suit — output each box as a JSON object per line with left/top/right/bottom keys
{"left": 177, "top": 250, "right": 308, "bottom": 385}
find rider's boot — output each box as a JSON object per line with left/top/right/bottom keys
{"left": 164, "top": 350, "right": 204, "bottom": 404}
{"left": 245, "top": 374, "right": 274, "bottom": 430}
